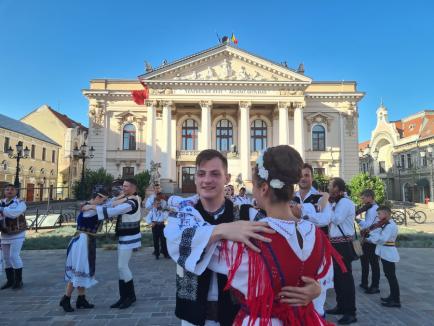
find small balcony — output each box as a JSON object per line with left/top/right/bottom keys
{"left": 106, "top": 150, "right": 145, "bottom": 163}
{"left": 176, "top": 150, "right": 201, "bottom": 161}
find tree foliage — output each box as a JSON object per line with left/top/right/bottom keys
{"left": 313, "top": 173, "right": 330, "bottom": 192}
{"left": 72, "top": 168, "right": 114, "bottom": 200}
{"left": 347, "top": 173, "right": 386, "bottom": 206}
{"left": 133, "top": 170, "right": 151, "bottom": 199}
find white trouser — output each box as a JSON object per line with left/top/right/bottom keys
{"left": 117, "top": 247, "right": 133, "bottom": 281}
{"left": 2, "top": 241, "right": 24, "bottom": 269}
{"left": 181, "top": 320, "right": 220, "bottom": 326}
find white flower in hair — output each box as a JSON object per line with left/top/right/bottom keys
{"left": 258, "top": 166, "right": 269, "bottom": 180}
{"left": 270, "top": 179, "right": 285, "bottom": 189}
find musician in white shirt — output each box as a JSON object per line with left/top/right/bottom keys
{"left": 367, "top": 206, "right": 401, "bottom": 308}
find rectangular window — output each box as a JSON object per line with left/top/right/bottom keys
{"left": 122, "top": 167, "right": 134, "bottom": 178}
{"left": 4, "top": 137, "right": 9, "bottom": 152}
{"left": 51, "top": 150, "right": 56, "bottom": 163}
{"left": 407, "top": 153, "right": 412, "bottom": 168}
{"left": 42, "top": 147, "right": 46, "bottom": 161}
{"left": 31, "top": 145, "right": 35, "bottom": 159}
{"left": 401, "top": 155, "right": 405, "bottom": 168}
{"left": 379, "top": 161, "right": 386, "bottom": 173}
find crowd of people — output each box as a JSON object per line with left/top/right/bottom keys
{"left": 0, "top": 145, "right": 402, "bottom": 325}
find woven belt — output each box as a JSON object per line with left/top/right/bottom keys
{"left": 384, "top": 241, "right": 396, "bottom": 247}
{"left": 329, "top": 236, "right": 353, "bottom": 244}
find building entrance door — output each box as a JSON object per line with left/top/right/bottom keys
{"left": 26, "top": 183, "right": 34, "bottom": 202}
{"left": 181, "top": 167, "right": 196, "bottom": 193}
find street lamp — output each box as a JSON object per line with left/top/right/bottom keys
{"left": 7, "top": 141, "right": 30, "bottom": 197}
{"left": 73, "top": 142, "right": 95, "bottom": 188}
{"left": 420, "top": 147, "right": 433, "bottom": 201}
{"left": 370, "top": 148, "right": 379, "bottom": 176}
{"left": 395, "top": 157, "right": 403, "bottom": 201}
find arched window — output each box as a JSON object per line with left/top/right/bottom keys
{"left": 312, "top": 125, "right": 326, "bottom": 151}
{"left": 181, "top": 119, "right": 198, "bottom": 150}
{"left": 216, "top": 119, "right": 233, "bottom": 152}
{"left": 251, "top": 119, "right": 267, "bottom": 152}
{"left": 123, "top": 124, "right": 136, "bottom": 150}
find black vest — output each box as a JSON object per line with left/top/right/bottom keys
{"left": 175, "top": 198, "right": 240, "bottom": 326}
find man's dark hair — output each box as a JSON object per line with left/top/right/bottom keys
{"left": 377, "top": 205, "right": 392, "bottom": 215}
{"left": 124, "top": 178, "right": 138, "bottom": 187}
{"left": 3, "top": 183, "right": 16, "bottom": 190}
{"left": 302, "top": 163, "right": 314, "bottom": 176}
{"left": 195, "top": 149, "right": 228, "bottom": 171}
{"left": 330, "top": 177, "right": 346, "bottom": 192}
{"left": 240, "top": 187, "right": 246, "bottom": 192}
{"left": 361, "top": 189, "right": 375, "bottom": 199}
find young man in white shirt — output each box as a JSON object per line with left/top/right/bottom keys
{"left": 367, "top": 205, "right": 401, "bottom": 308}
{"left": 355, "top": 189, "right": 380, "bottom": 293}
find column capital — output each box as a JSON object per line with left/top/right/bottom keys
{"left": 293, "top": 101, "right": 306, "bottom": 109}
{"left": 200, "top": 100, "right": 212, "bottom": 109}
{"left": 145, "top": 99, "right": 158, "bottom": 107}
{"left": 162, "top": 100, "right": 174, "bottom": 108}
{"left": 239, "top": 101, "right": 252, "bottom": 109}
{"left": 278, "top": 102, "right": 291, "bottom": 110}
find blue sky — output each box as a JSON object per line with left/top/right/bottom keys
{"left": 0, "top": 0, "right": 433, "bottom": 142}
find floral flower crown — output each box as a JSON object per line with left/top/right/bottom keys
{"left": 256, "top": 148, "right": 285, "bottom": 189}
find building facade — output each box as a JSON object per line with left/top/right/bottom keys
{"left": 21, "top": 105, "right": 88, "bottom": 199}
{"left": 0, "top": 113, "right": 60, "bottom": 201}
{"left": 359, "top": 104, "right": 434, "bottom": 203}
{"left": 83, "top": 44, "right": 364, "bottom": 192}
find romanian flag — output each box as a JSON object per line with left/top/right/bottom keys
{"left": 231, "top": 33, "right": 238, "bottom": 45}
{"left": 131, "top": 83, "right": 149, "bottom": 105}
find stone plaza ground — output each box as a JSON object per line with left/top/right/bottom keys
{"left": 0, "top": 247, "right": 433, "bottom": 326}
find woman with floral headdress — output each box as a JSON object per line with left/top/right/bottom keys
{"left": 166, "top": 145, "right": 346, "bottom": 325}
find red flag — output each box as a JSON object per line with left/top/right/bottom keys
{"left": 131, "top": 84, "right": 149, "bottom": 105}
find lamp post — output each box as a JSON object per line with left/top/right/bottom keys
{"left": 73, "top": 142, "right": 94, "bottom": 198}
{"left": 7, "top": 141, "right": 30, "bottom": 197}
{"left": 371, "top": 148, "right": 379, "bottom": 176}
{"left": 395, "top": 158, "right": 403, "bottom": 201}
{"left": 420, "top": 147, "right": 433, "bottom": 202}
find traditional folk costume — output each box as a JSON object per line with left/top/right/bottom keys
{"left": 64, "top": 209, "right": 104, "bottom": 288}
{"left": 145, "top": 193, "right": 169, "bottom": 259}
{"left": 0, "top": 196, "right": 27, "bottom": 290}
{"left": 367, "top": 220, "right": 401, "bottom": 306}
{"left": 96, "top": 195, "right": 141, "bottom": 309}
{"left": 356, "top": 203, "right": 380, "bottom": 291}
{"left": 166, "top": 199, "right": 345, "bottom": 326}
{"left": 165, "top": 195, "right": 250, "bottom": 326}
{"left": 294, "top": 188, "right": 332, "bottom": 317}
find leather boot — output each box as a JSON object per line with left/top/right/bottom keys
{"left": 59, "top": 295, "right": 74, "bottom": 312}
{"left": 76, "top": 295, "right": 95, "bottom": 309}
{"left": 110, "top": 280, "right": 125, "bottom": 308}
{"left": 119, "top": 279, "right": 136, "bottom": 309}
{"left": 12, "top": 268, "right": 23, "bottom": 289}
{"left": 0, "top": 268, "right": 14, "bottom": 290}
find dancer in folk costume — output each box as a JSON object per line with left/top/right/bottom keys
{"left": 166, "top": 146, "right": 345, "bottom": 326}
{"left": 83, "top": 178, "right": 142, "bottom": 309}
{"left": 59, "top": 190, "right": 109, "bottom": 312}
{"left": 0, "top": 184, "right": 27, "bottom": 290}
{"left": 366, "top": 206, "right": 401, "bottom": 308}
{"left": 165, "top": 149, "right": 322, "bottom": 326}
{"left": 355, "top": 189, "right": 380, "bottom": 294}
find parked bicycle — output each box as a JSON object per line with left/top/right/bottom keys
{"left": 392, "top": 206, "right": 427, "bottom": 225}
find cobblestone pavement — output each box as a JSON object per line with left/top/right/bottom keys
{"left": 0, "top": 247, "right": 432, "bottom": 326}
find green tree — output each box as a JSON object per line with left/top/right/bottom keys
{"left": 72, "top": 168, "right": 114, "bottom": 200}
{"left": 347, "top": 173, "right": 385, "bottom": 206}
{"left": 313, "top": 173, "right": 330, "bottom": 192}
{"left": 134, "top": 170, "right": 151, "bottom": 198}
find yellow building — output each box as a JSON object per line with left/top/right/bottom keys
{"left": 21, "top": 105, "right": 88, "bottom": 199}
{"left": 0, "top": 113, "right": 60, "bottom": 201}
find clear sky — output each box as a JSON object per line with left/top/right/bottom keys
{"left": 1, "top": 0, "right": 433, "bottom": 142}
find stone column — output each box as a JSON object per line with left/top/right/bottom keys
{"left": 278, "top": 102, "right": 289, "bottom": 145}
{"left": 240, "top": 101, "right": 252, "bottom": 181}
{"left": 145, "top": 100, "right": 157, "bottom": 171}
{"left": 161, "top": 101, "right": 173, "bottom": 179}
{"left": 87, "top": 99, "right": 107, "bottom": 170}
{"left": 199, "top": 100, "right": 212, "bottom": 150}
{"left": 293, "top": 102, "right": 305, "bottom": 160}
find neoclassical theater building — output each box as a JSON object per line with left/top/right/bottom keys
{"left": 83, "top": 44, "right": 364, "bottom": 192}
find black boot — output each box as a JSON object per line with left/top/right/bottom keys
{"left": 0, "top": 268, "right": 14, "bottom": 290}
{"left": 59, "top": 295, "right": 74, "bottom": 312}
{"left": 12, "top": 268, "right": 23, "bottom": 289}
{"left": 110, "top": 280, "right": 125, "bottom": 308}
{"left": 119, "top": 279, "right": 136, "bottom": 309}
{"left": 76, "top": 295, "right": 95, "bottom": 309}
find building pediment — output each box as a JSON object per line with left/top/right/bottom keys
{"left": 139, "top": 44, "right": 312, "bottom": 84}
